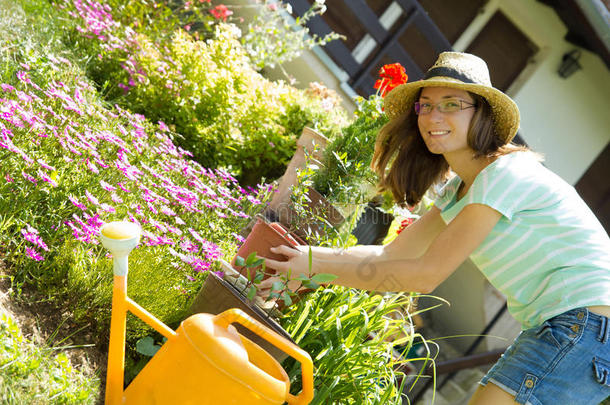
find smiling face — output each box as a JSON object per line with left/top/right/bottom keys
{"left": 417, "top": 87, "right": 476, "bottom": 157}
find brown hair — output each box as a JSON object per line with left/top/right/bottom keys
{"left": 371, "top": 92, "right": 528, "bottom": 207}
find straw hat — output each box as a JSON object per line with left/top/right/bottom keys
{"left": 384, "top": 52, "right": 520, "bottom": 144}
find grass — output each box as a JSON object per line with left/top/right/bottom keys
{"left": 0, "top": 310, "right": 100, "bottom": 404}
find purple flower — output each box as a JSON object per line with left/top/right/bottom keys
{"left": 180, "top": 239, "right": 199, "bottom": 254}
{"left": 37, "top": 159, "right": 55, "bottom": 171}
{"left": 21, "top": 171, "right": 37, "bottom": 184}
{"left": 26, "top": 247, "right": 44, "bottom": 261}
{"left": 86, "top": 159, "right": 99, "bottom": 174}
{"left": 21, "top": 225, "right": 49, "bottom": 251}
{"left": 100, "top": 203, "right": 116, "bottom": 213}
{"left": 118, "top": 182, "right": 131, "bottom": 193}
{"left": 85, "top": 190, "right": 100, "bottom": 206}
{"left": 68, "top": 195, "right": 87, "bottom": 211}
{"left": 16, "top": 71, "right": 32, "bottom": 85}
{"left": 110, "top": 193, "right": 123, "bottom": 204}
{"left": 38, "top": 169, "right": 58, "bottom": 187}
{"left": 1, "top": 84, "right": 15, "bottom": 92}
{"left": 100, "top": 180, "right": 116, "bottom": 191}
{"left": 232, "top": 233, "right": 246, "bottom": 243}
{"left": 158, "top": 121, "right": 169, "bottom": 132}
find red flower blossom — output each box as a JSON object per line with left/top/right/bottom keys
{"left": 210, "top": 5, "right": 233, "bottom": 21}
{"left": 396, "top": 217, "right": 415, "bottom": 235}
{"left": 374, "top": 63, "right": 408, "bottom": 97}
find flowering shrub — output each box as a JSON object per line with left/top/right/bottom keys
{"left": 62, "top": 0, "right": 347, "bottom": 185}
{"left": 0, "top": 28, "right": 270, "bottom": 345}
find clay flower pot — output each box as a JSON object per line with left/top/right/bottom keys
{"left": 276, "top": 187, "right": 345, "bottom": 242}
{"left": 268, "top": 127, "right": 329, "bottom": 213}
{"left": 232, "top": 219, "right": 305, "bottom": 279}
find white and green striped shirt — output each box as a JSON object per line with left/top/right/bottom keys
{"left": 434, "top": 151, "right": 610, "bottom": 330}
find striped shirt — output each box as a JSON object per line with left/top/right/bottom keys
{"left": 434, "top": 151, "right": 610, "bottom": 329}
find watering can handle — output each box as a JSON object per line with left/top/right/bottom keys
{"left": 214, "top": 308, "right": 314, "bottom": 405}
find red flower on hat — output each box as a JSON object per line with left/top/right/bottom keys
{"left": 374, "top": 63, "right": 408, "bottom": 97}
{"left": 210, "top": 4, "right": 233, "bottom": 21}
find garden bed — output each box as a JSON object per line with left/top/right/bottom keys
{"left": 0, "top": 0, "right": 430, "bottom": 403}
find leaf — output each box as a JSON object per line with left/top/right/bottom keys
{"left": 245, "top": 251, "right": 258, "bottom": 263}
{"left": 312, "top": 273, "right": 338, "bottom": 284}
{"left": 246, "top": 285, "right": 257, "bottom": 300}
{"left": 253, "top": 272, "right": 264, "bottom": 284}
{"left": 302, "top": 280, "right": 319, "bottom": 290}
{"left": 281, "top": 292, "right": 293, "bottom": 306}
{"left": 234, "top": 256, "right": 245, "bottom": 267}
{"left": 308, "top": 246, "right": 313, "bottom": 272}
{"left": 271, "top": 281, "right": 284, "bottom": 292}
{"left": 135, "top": 336, "right": 161, "bottom": 357}
{"left": 247, "top": 258, "right": 265, "bottom": 268}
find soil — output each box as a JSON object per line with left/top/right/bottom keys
{"left": 0, "top": 262, "right": 106, "bottom": 404}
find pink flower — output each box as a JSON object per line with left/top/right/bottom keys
{"left": 110, "top": 193, "right": 123, "bottom": 204}
{"left": 16, "top": 71, "right": 32, "bottom": 85}
{"left": 68, "top": 195, "right": 87, "bottom": 211}
{"left": 21, "top": 171, "right": 37, "bottom": 184}
{"left": 85, "top": 190, "right": 100, "bottom": 206}
{"left": 1, "top": 84, "right": 15, "bottom": 92}
{"left": 100, "top": 203, "right": 116, "bottom": 213}
{"left": 158, "top": 121, "right": 169, "bottom": 132}
{"left": 100, "top": 180, "right": 116, "bottom": 191}
{"left": 210, "top": 4, "right": 233, "bottom": 21}
{"left": 38, "top": 169, "right": 58, "bottom": 187}
{"left": 21, "top": 225, "right": 49, "bottom": 251}
{"left": 37, "top": 159, "right": 55, "bottom": 171}
{"left": 26, "top": 247, "right": 44, "bottom": 261}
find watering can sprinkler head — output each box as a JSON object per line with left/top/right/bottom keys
{"left": 99, "top": 221, "right": 141, "bottom": 276}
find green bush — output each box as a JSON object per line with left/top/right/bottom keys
{"left": 281, "top": 287, "right": 428, "bottom": 404}
{"left": 62, "top": 0, "right": 347, "bottom": 186}
{"left": 0, "top": 0, "right": 271, "bottom": 349}
{"left": 312, "top": 95, "right": 389, "bottom": 205}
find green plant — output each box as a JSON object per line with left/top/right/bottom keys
{"left": 59, "top": 0, "right": 347, "bottom": 186}
{"left": 311, "top": 95, "right": 389, "bottom": 205}
{"left": 279, "top": 287, "right": 432, "bottom": 404}
{"left": 240, "top": 0, "right": 343, "bottom": 71}
{"left": 0, "top": 312, "right": 100, "bottom": 404}
{"left": 234, "top": 250, "right": 337, "bottom": 309}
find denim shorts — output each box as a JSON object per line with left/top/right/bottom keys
{"left": 480, "top": 308, "right": 610, "bottom": 405}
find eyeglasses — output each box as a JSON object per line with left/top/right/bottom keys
{"left": 414, "top": 99, "right": 476, "bottom": 115}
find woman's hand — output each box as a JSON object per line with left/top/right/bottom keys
{"left": 261, "top": 244, "right": 311, "bottom": 277}
{"left": 257, "top": 244, "right": 311, "bottom": 298}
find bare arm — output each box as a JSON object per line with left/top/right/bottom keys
{"left": 263, "top": 204, "right": 501, "bottom": 293}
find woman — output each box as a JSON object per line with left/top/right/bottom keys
{"left": 262, "top": 52, "right": 610, "bottom": 404}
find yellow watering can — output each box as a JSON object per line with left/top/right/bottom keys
{"left": 100, "top": 221, "right": 314, "bottom": 405}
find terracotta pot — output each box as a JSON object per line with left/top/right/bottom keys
{"left": 232, "top": 219, "right": 304, "bottom": 279}
{"left": 268, "top": 127, "right": 329, "bottom": 212}
{"left": 275, "top": 187, "right": 345, "bottom": 242}
{"left": 188, "top": 272, "right": 294, "bottom": 362}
